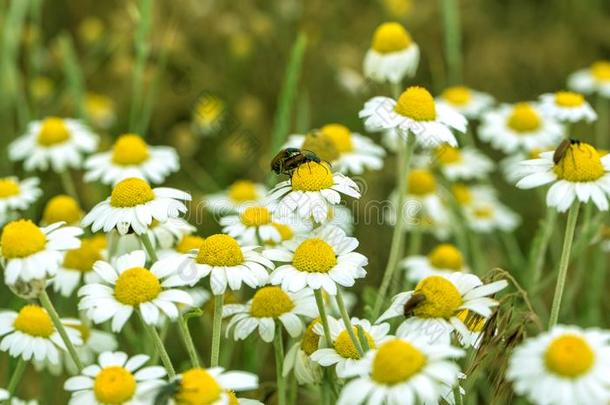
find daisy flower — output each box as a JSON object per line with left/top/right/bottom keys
{"left": 321, "top": 205, "right": 355, "bottom": 236}
{"left": 377, "top": 273, "right": 507, "bottom": 345}
{"left": 432, "top": 145, "right": 494, "bottom": 181}
{"left": 224, "top": 287, "right": 317, "bottom": 342}
{"left": 454, "top": 310, "right": 488, "bottom": 348}
{"left": 539, "top": 91, "right": 597, "bottom": 123}
{"left": 192, "top": 93, "right": 226, "bottom": 136}
{"left": 463, "top": 198, "right": 520, "bottom": 233}
{"left": 41, "top": 195, "right": 83, "bottom": 226}
{"left": 62, "top": 320, "right": 118, "bottom": 374}
{"left": 267, "top": 161, "right": 361, "bottom": 224}
{"left": 78, "top": 250, "right": 193, "bottom": 331}
{"left": 284, "top": 318, "right": 324, "bottom": 384}
{"left": 337, "top": 336, "right": 463, "bottom": 405}
{"left": 264, "top": 225, "right": 368, "bottom": 296}
{"left": 311, "top": 317, "right": 390, "bottom": 378}
{"left": 0, "top": 177, "right": 41, "bottom": 223}
{"left": 81, "top": 177, "right": 191, "bottom": 235}
{"left": 359, "top": 86, "right": 467, "bottom": 148}
{"left": 479, "top": 102, "right": 564, "bottom": 153}
{"left": 9, "top": 117, "right": 99, "bottom": 172}
{"left": 507, "top": 325, "right": 610, "bottom": 405}
{"left": 52, "top": 235, "right": 107, "bottom": 297}
{"left": 401, "top": 243, "right": 469, "bottom": 283}
{"left": 515, "top": 141, "right": 610, "bottom": 212}
{"left": 158, "top": 234, "right": 206, "bottom": 259}
{"left": 436, "top": 85, "right": 495, "bottom": 120}
{"left": 0, "top": 219, "right": 82, "bottom": 285}
{"left": 568, "top": 60, "right": 610, "bottom": 98}
{"left": 64, "top": 351, "right": 166, "bottom": 405}
{"left": 144, "top": 217, "right": 196, "bottom": 251}
{"left": 0, "top": 304, "right": 82, "bottom": 364}
{"left": 501, "top": 147, "right": 555, "bottom": 184}
{"left": 205, "top": 180, "right": 268, "bottom": 215}
{"left": 220, "top": 205, "right": 283, "bottom": 245}
{"left": 363, "top": 22, "right": 420, "bottom": 84}
{"left": 85, "top": 92, "right": 116, "bottom": 129}
{"left": 84, "top": 133, "right": 179, "bottom": 185}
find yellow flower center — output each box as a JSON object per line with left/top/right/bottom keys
{"left": 371, "top": 22, "right": 412, "bottom": 53}
{"left": 1, "top": 220, "right": 46, "bottom": 259}
{"left": 240, "top": 207, "right": 271, "bottom": 227}
{"left": 456, "top": 310, "right": 486, "bottom": 332}
{"left": 37, "top": 117, "right": 71, "bottom": 146}
{"left": 272, "top": 223, "right": 293, "bottom": 241}
{"left": 301, "top": 131, "right": 340, "bottom": 162}
{"left": 544, "top": 334, "right": 594, "bottom": 378}
{"left": 228, "top": 180, "right": 258, "bottom": 202}
{"left": 227, "top": 391, "right": 239, "bottom": 405}
{"left": 435, "top": 145, "right": 462, "bottom": 164}
{"left": 441, "top": 86, "right": 472, "bottom": 106}
{"left": 451, "top": 183, "right": 472, "bottom": 205}
{"left": 528, "top": 148, "right": 544, "bottom": 159}
{"left": 0, "top": 178, "right": 20, "bottom": 198}
{"left": 592, "top": 61, "right": 610, "bottom": 81}
{"left": 94, "top": 366, "right": 136, "bottom": 404}
{"left": 110, "top": 178, "right": 155, "bottom": 208}
{"left": 42, "top": 195, "right": 82, "bottom": 225}
{"left": 85, "top": 93, "right": 114, "bottom": 119}
{"left": 427, "top": 244, "right": 463, "bottom": 270}
{"left": 292, "top": 238, "right": 337, "bottom": 273}
{"left": 301, "top": 318, "right": 321, "bottom": 355}
{"left": 372, "top": 340, "right": 427, "bottom": 384}
{"left": 407, "top": 169, "right": 436, "bottom": 196}
{"left": 555, "top": 91, "right": 585, "bottom": 107}
{"left": 334, "top": 328, "right": 375, "bottom": 359}
{"left": 473, "top": 206, "right": 494, "bottom": 219}
{"left": 321, "top": 124, "right": 353, "bottom": 153}
{"left": 176, "top": 235, "right": 206, "bottom": 254}
{"left": 63, "top": 238, "right": 104, "bottom": 272}
{"left": 114, "top": 267, "right": 161, "bottom": 306}
{"left": 111, "top": 134, "right": 151, "bottom": 166}
{"left": 194, "top": 95, "right": 225, "bottom": 125}
{"left": 507, "top": 103, "right": 541, "bottom": 133}
{"left": 412, "top": 276, "right": 462, "bottom": 318}
{"left": 394, "top": 86, "right": 436, "bottom": 121}
{"left": 291, "top": 162, "right": 334, "bottom": 192}
{"left": 553, "top": 142, "right": 604, "bottom": 182}
{"left": 13, "top": 305, "right": 53, "bottom": 337}
{"left": 196, "top": 234, "right": 244, "bottom": 266}
{"left": 250, "top": 286, "right": 295, "bottom": 318}
{"left": 65, "top": 322, "right": 92, "bottom": 342}
{"left": 176, "top": 368, "right": 222, "bottom": 405}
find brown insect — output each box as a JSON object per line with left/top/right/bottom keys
{"left": 553, "top": 139, "right": 578, "bottom": 164}
{"left": 403, "top": 292, "right": 426, "bottom": 317}
{"left": 270, "top": 148, "right": 323, "bottom": 176}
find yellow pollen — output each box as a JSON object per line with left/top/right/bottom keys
{"left": 292, "top": 238, "right": 337, "bottom": 273}
{"left": 301, "top": 318, "right": 321, "bottom": 355}
{"left": 427, "top": 244, "right": 463, "bottom": 270}
{"left": 114, "top": 267, "right": 161, "bottom": 306}
{"left": 0, "top": 178, "right": 20, "bottom": 198}
{"left": 63, "top": 238, "right": 104, "bottom": 272}
{"left": 250, "top": 286, "right": 295, "bottom": 318}
{"left": 291, "top": 162, "right": 334, "bottom": 192}
{"left": 456, "top": 310, "right": 486, "bottom": 332}
{"left": 240, "top": 207, "right": 271, "bottom": 227}
{"left": 507, "top": 103, "right": 541, "bottom": 133}
{"left": 592, "top": 61, "right": 610, "bottom": 81}
{"left": 110, "top": 178, "right": 155, "bottom": 208}
{"left": 42, "top": 195, "right": 83, "bottom": 225}
{"left": 13, "top": 305, "right": 53, "bottom": 337}
{"left": 228, "top": 180, "right": 259, "bottom": 202}
{"left": 321, "top": 124, "right": 353, "bottom": 153}
{"left": 545, "top": 334, "right": 594, "bottom": 378}
{"left": 196, "top": 234, "right": 244, "bottom": 266}
{"left": 111, "top": 134, "right": 150, "bottom": 166}
{"left": 452, "top": 183, "right": 472, "bottom": 205}
{"left": 371, "top": 22, "right": 412, "bottom": 53}
{"left": 94, "top": 366, "right": 136, "bottom": 404}
{"left": 37, "top": 117, "right": 71, "bottom": 146}
{"left": 407, "top": 169, "right": 436, "bottom": 196}
{"left": 442, "top": 86, "right": 472, "bottom": 106}
{"left": 176, "top": 235, "right": 206, "bottom": 254}
{"left": 334, "top": 328, "right": 375, "bottom": 359}
{"left": 194, "top": 95, "right": 224, "bottom": 126}
{"left": 435, "top": 145, "right": 462, "bottom": 164}
{"left": 372, "top": 339, "right": 426, "bottom": 384}
{"left": 473, "top": 206, "right": 494, "bottom": 219}
{"left": 394, "top": 86, "right": 436, "bottom": 121}
{"left": 301, "top": 131, "right": 340, "bottom": 162}
{"left": 553, "top": 142, "right": 604, "bottom": 182}
{"left": 1, "top": 219, "right": 46, "bottom": 259}
{"left": 412, "top": 276, "right": 462, "bottom": 318}
{"left": 555, "top": 91, "right": 585, "bottom": 107}
{"left": 176, "top": 368, "right": 222, "bottom": 405}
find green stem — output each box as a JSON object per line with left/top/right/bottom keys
{"left": 177, "top": 315, "right": 200, "bottom": 368}
{"left": 6, "top": 358, "right": 26, "bottom": 400}
{"left": 139, "top": 314, "right": 176, "bottom": 378}
{"left": 58, "top": 34, "right": 86, "bottom": 118}
{"left": 129, "top": 0, "right": 153, "bottom": 134}
{"left": 548, "top": 203, "right": 580, "bottom": 328}
{"left": 439, "top": 0, "right": 463, "bottom": 85}
{"left": 334, "top": 290, "right": 363, "bottom": 357}
{"left": 529, "top": 207, "right": 557, "bottom": 290}
{"left": 273, "top": 321, "right": 286, "bottom": 405}
{"left": 210, "top": 294, "right": 224, "bottom": 367}
{"left": 59, "top": 170, "right": 80, "bottom": 205}
{"left": 138, "top": 232, "right": 159, "bottom": 262}
{"left": 38, "top": 290, "right": 83, "bottom": 372}
{"left": 313, "top": 290, "right": 332, "bottom": 346}
{"left": 596, "top": 95, "right": 608, "bottom": 149}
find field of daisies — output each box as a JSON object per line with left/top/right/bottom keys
{"left": 1, "top": 1, "right": 610, "bottom": 404}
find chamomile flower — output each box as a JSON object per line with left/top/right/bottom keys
{"left": 85, "top": 92, "right": 116, "bottom": 129}
{"left": 436, "top": 86, "right": 495, "bottom": 120}
{"left": 318, "top": 205, "right": 355, "bottom": 236}
{"left": 311, "top": 317, "right": 390, "bottom": 378}
{"left": 284, "top": 318, "right": 324, "bottom": 384}
{"left": 41, "top": 195, "right": 83, "bottom": 226}
{"left": 192, "top": 93, "right": 226, "bottom": 136}
{"left": 359, "top": 86, "right": 467, "bottom": 148}
{"left": 363, "top": 22, "right": 420, "bottom": 84}
{"left": 432, "top": 145, "right": 494, "bottom": 181}
{"left": 515, "top": 141, "right": 610, "bottom": 212}
{"left": 501, "top": 147, "right": 555, "bottom": 184}
{"left": 377, "top": 273, "right": 507, "bottom": 345}
{"left": 507, "top": 325, "right": 610, "bottom": 405}
{"left": 402, "top": 243, "right": 469, "bottom": 283}
{"left": 568, "top": 60, "right": 610, "bottom": 98}
{"left": 224, "top": 287, "right": 317, "bottom": 342}
{"left": 0, "top": 177, "right": 41, "bottom": 222}
{"left": 268, "top": 162, "right": 361, "bottom": 224}
{"left": 9, "top": 117, "right": 99, "bottom": 172}
{"left": 463, "top": 198, "right": 520, "bottom": 233}
{"left": 144, "top": 218, "right": 196, "bottom": 250}
{"left": 78, "top": 250, "right": 193, "bottom": 331}
{"left": 337, "top": 336, "right": 463, "bottom": 405}
{"left": 454, "top": 310, "right": 488, "bottom": 348}
{"left": 479, "top": 103, "right": 564, "bottom": 153}
{"left": 52, "top": 235, "right": 107, "bottom": 297}
{"left": 64, "top": 351, "right": 166, "bottom": 405}
{"left": 220, "top": 205, "right": 283, "bottom": 245}
{"left": 0, "top": 304, "right": 82, "bottom": 364}
{"left": 539, "top": 91, "right": 597, "bottom": 123}
{"left": 60, "top": 319, "right": 118, "bottom": 375}
{"left": 264, "top": 225, "right": 367, "bottom": 296}
{"left": 82, "top": 177, "right": 191, "bottom": 235}
{"left": 84, "top": 134, "right": 179, "bottom": 185}
{"left": 205, "top": 180, "right": 268, "bottom": 215}
{"left": 0, "top": 219, "right": 82, "bottom": 285}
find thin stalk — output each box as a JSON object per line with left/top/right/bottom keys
{"left": 139, "top": 314, "right": 176, "bottom": 378}
{"left": 439, "top": 0, "right": 463, "bottom": 85}
{"left": 596, "top": 96, "right": 608, "bottom": 149}
{"left": 129, "top": 0, "right": 153, "bottom": 133}
{"left": 548, "top": 203, "right": 580, "bottom": 328}
{"left": 59, "top": 170, "right": 80, "bottom": 205}
{"left": 273, "top": 321, "right": 286, "bottom": 405}
{"left": 39, "top": 290, "right": 83, "bottom": 371}
{"left": 58, "top": 34, "right": 86, "bottom": 118}
{"left": 313, "top": 290, "right": 332, "bottom": 346}
{"left": 6, "top": 358, "right": 26, "bottom": 399}
{"left": 177, "top": 315, "right": 200, "bottom": 368}
{"left": 138, "top": 232, "right": 159, "bottom": 262}
{"left": 335, "top": 290, "right": 363, "bottom": 357}
{"left": 529, "top": 207, "right": 557, "bottom": 290}
{"left": 210, "top": 294, "right": 224, "bottom": 367}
